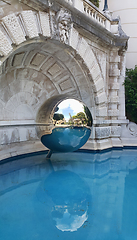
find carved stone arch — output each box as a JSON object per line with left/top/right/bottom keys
{"left": 0, "top": 9, "right": 112, "bottom": 151}
{"left": 1, "top": 41, "right": 95, "bottom": 123}
{"left": 0, "top": 10, "right": 107, "bottom": 119}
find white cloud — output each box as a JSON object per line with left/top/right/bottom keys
{"left": 54, "top": 209, "right": 88, "bottom": 232}
{"left": 58, "top": 99, "right": 84, "bottom": 115}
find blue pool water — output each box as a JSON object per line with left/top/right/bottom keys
{"left": 0, "top": 149, "right": 137, "bottom": 240}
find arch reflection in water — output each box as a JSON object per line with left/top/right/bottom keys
{"left": 36, "top": 169, "right": 91, "bottom": 233}
{"left": 38, "top": 99, "right": 93, "bottom": 152}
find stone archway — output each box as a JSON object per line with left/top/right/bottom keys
{"left": 0, "top": 10, "right": 107, "bottom": 118}
{"left": 0, "top": 9, "right": 109, "bottom": 155}
{"left": 1, "top": 40, "right": 95, "bottom": 120}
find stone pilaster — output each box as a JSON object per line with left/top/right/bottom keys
{"left": 108, "top": 50, "right": 120, "bottom": 120}
{"left": 118, "top": 50, "right": 126, "bottom": 120}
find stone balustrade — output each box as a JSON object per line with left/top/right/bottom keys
{"left": 83, "top": 1, "right": 106, "bottom": 27}
{"left": 64, "top": 0, "right": 118, "bottom": 33}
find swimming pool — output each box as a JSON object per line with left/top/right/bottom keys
{"left": 0, "top": 149, "right": 137, "bottom": 240}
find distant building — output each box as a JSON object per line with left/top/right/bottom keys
{"left": 99, "top": 0, "right": 137, "bottom": 69}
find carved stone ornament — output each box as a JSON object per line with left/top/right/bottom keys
{"left": 128, "top": 122, "right": 137, "bottom": 137}
{"left": 56, "top": 8, "right": 72, "bottom": 44}
{"left": 95, "top": 127, "right": 111, "bottom": 139}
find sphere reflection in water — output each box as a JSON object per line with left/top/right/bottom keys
{"left": 37, "top": 99, "right": 93, "bottom": 152}
{"left": 53, "top": 208, "right": 87, "bottom": 232}
{"left": 36, "top": 170, "right": 91, "bottom": 233}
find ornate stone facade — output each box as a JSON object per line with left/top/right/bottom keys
{"left": 0, "top": 0, "right": 136, "bottom": 158}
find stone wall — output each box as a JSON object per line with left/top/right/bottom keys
{"left": 0, "top": 0, "right": 136, "bottom": 158}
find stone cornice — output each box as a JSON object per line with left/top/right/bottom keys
{"left": 20, "top": 0, "right": 129, "bottom": 49}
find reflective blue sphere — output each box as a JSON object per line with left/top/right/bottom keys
{"left": 41, "top": 126, "right": 91, "bottom": 152}
{"left": 36, "top": 98, "right": 92, "bottom": 153}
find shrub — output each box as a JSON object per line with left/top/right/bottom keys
{"left": 89, "top": 0, "right": 99, "bottom": 8}
{"left": 124, "top": 66, "right": 137, "bottom": 123}
{"left": 53, "top": 113, "right": 64, "bottom": 121}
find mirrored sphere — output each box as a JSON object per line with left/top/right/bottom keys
{"left": 36, "top": 99, "right": 93, "bottom": 152}
{"left": 53, "top": 99, "right": 92, "bottom": 127}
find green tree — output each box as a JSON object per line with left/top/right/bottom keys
{"left": 84, "top": 106, "right": 93, "bottom": 126}
{"left": 124, "top": 66, "right": 137, "bottom": 123}
{"left": 72, "top": 112, "right": 86, "bottom": 120}
{"left": 72, "top": 112, "right": 85, "bottom": 119}
{"left": 53, "top": 113, "right": 64, "bottom": 121}
{"left": 72, "top": 112, "right": 86, "bottom": 124}
{"left": 89, "top": 0, "right": 99, "bottom": 8}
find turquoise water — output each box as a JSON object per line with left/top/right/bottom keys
{"left": 0, "top": 149, "right": 137, "bottom": 240}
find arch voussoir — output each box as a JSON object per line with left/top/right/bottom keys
{"left": 0, "top": 10, "right": 51, "bottom": 61}
{"left": 2, "top": 13, "right": 26, "bottom": 45}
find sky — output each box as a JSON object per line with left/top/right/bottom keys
{"left": 57, "top": 99, "right": 84, "bottom": 121}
